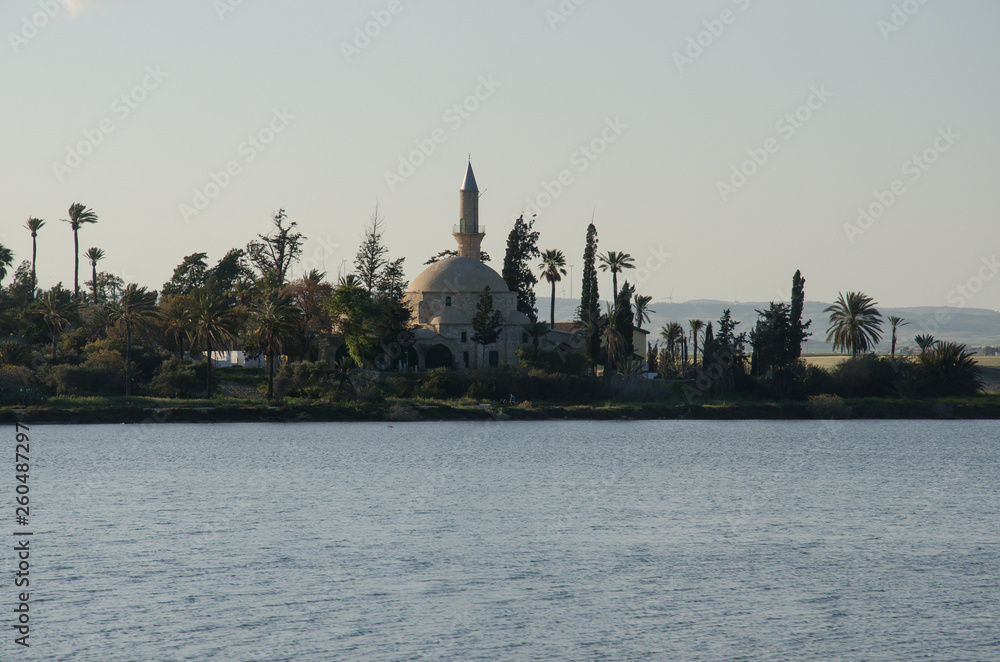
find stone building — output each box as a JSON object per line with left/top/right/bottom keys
{"left": 405, "top": 163, "right": 530, "bottom": 371}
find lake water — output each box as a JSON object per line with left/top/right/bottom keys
{"left": 17, "top": 420, "right": 1000, "bottom": 660}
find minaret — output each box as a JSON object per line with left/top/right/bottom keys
{"left": 454, "top": 161, "right": 485, "bottom": 260}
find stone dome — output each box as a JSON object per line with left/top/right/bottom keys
{"left": 408, "top": 256, "right": 509, "bottom": 294}
{"left": 430, "top": 307, "right": 468, "bottom": 326}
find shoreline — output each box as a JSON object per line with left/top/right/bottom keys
{"left": 4, "top": 397, "right": 1000, "bottom": 424}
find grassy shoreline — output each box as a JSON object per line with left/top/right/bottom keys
{"left": 4, "top": 395, "right": 1000, "bottom": 424}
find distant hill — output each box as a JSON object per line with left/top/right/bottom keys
{"left": 538, "top": 298, "right": 1000, "bottom": 352}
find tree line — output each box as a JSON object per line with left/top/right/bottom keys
{"left": 0, "top": 202, "right": 986, "bottom": 405}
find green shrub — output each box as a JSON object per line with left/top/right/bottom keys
{"left": 274, "top": 361, "right": 332, "bottom": 400}
{"left": 517, "top": 347, "right": 587, "bottom": 376}
{"left": 150, "top": 358, "right": 199, "bottom": 399}
{"left": 43, "top": 365, "right": 121, "bottom": 395}
{"left": 918, "top": 342, "right": 983, "bottom": 397}
{"left": 830, "top": 355, "right": 899, "bottom": 398}
{"left": 383, "top": 374, "right": 419, "bottom": 398}
{"left": 415, "top": 368, "right": 466, "bottom": 399}
{"left": 0, "top": 342, "right": 32, "bottom": 367}
{"left": 465, "top": 368, "right": 516, "bottom": 401}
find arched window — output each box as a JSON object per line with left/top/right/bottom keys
{"left": 445, "top": 296, "right": 452, "bottom": 307}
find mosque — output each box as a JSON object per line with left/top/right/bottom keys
{"left": 404, "top": 163, "right": 532, "bottom": 371}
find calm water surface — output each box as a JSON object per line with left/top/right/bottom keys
{"left": 21, "top": 421, "right": 1000, "bottom": 660}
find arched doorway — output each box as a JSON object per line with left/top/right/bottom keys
{"left": 425, "top": 344, "right": 454, "bottom": 370}
{"left": 334, "top": 343, "right": 351, "bottom": 366}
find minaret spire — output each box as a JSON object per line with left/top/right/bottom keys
{"left": 455, "top": 161, "right": 485, "bottom": 260}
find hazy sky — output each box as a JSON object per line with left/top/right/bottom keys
{"left": 3, "top": 0, "right": 999, "bottom": 312}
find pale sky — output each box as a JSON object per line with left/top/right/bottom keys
{"left": 3, "top": 0, "right": 999, "bottom": 311}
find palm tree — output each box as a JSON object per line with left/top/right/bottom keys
{"left": 0, "top": 243, "right": 13, "bottom": 286}
{"left": 109, "top": 284, "right": 159, "bottom": 396}
{"left": 246, "top": 296, "right": 298, "bottom": 400}
{"left": 824, "top": 291, "right": 883, "bottom": 356}
{"left": 688, "top": 319, "right": 705, "bottom": 367}
{"left": 914, "top": 334, "right": 937, "bottom": 355}
{"left": 602, "top": 303, "right": 626, "bottom": 376}
{"left": 523, "top": 319, "right": 549, "bottom": 355}
{"left": 24, "top": 217, "right": 44, "bottom": 297}
{"left": 660, "top": 322, "right": 684, "bottom": 369}
{"left": 598, "top": 251, "right": 635, "bottom": 300}
{"left": 887, "top": 315, "right": 909, "bottom": 360}
{"left": 38, "top": 288, "right": 77, "bottom": 359}
{"left": 160, "top": 296, "right": 193, "bottom": 360}
{"left": 634, "top": 294, "right": 654, "bottom": 330}
{"left": 84, "top": 247, "right": 105, "bottom": 303}
{"left": 63, "top": 203, "right": 98, "bottom": 298}
{"left": 538, "top": 249, "right": 568, "bottom": 327}
{"left": 919, "top": 342, "right": 983, "bottom": 396}
{"left": 189, "top": 289, "right": 240, "bottom": 398}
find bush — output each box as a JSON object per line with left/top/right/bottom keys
{"left": 830, "top": 355, "right": 899, "bottom": 398}
{"left": 517, "top": 347, "right": 587, "bottom": 376}
{"left": 150, "top": 358, "right": 199, "bottom": 399}
{"left": 918, "top": 342, "right": 983, "bottom": 397}
{"left": 0, "top": 366, "right": 43, "bottom": 406}
{"left": 43, "top": 365, "right": 121, "bottom": 395}
{"left": 383, "top": 374, "right": 419, "bottom": 398}
{"left": 85, "top": 348, "right": 125, "bottom": 378}
{"left": 274, "top": 361, "right": 332, "bottom": 400}
{"left": 0, "top": 342, "right": 32, "bottom": 367}
{"left": 465, "top": 368, "right": 515, "bottom": 401}
{"left": 415, "top": 368, "right": 466, "bottom": 399}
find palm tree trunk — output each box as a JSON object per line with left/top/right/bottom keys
{"left": 125, "top": 323, "right": 132, "bottom": 397}
{"left": 550, "top": 280, "right": 556, "bottom": 327}
{"left": 891, "top": 330, "right": 897, "bottom": 360}
{"left": 52, "top": 331, "right": 57, "bottom": 360}
{"left": 206, "top": 338, "right": 213, "bottom": 398}
{"left": 266, "top": 351, "right": 274, "bottom": 400}
{"left": 693, "top": 332, "right": 699, "bottom": 368}
{"left": 31, "top": 238, "right": 37, "bottom": 301}
{"left": 92, "top": 263, "right": 98, "bottom": 303}
{"left": 612, "top": 273, "right": 618, "bottom": 301}
{"left": 73, "top": 228, "right": 80, "bottom": 298}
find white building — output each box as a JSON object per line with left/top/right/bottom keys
{"left": 404, "top": 163, "right": 531, "bottom": 370}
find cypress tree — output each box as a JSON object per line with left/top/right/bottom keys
{"left": 701, "top": 322, "right": 715, "bottom": 369}
{"left": 579, "top": 223, "right": 601, "bottom": 365}
{"left": 614, "top": 281, "right": 635, "bottom": 358}
{"left": 501, "top": 214, "right": 540, "bottom": 320}
{"left": 789, "top": 269, "right": 811, "bottom": 360}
